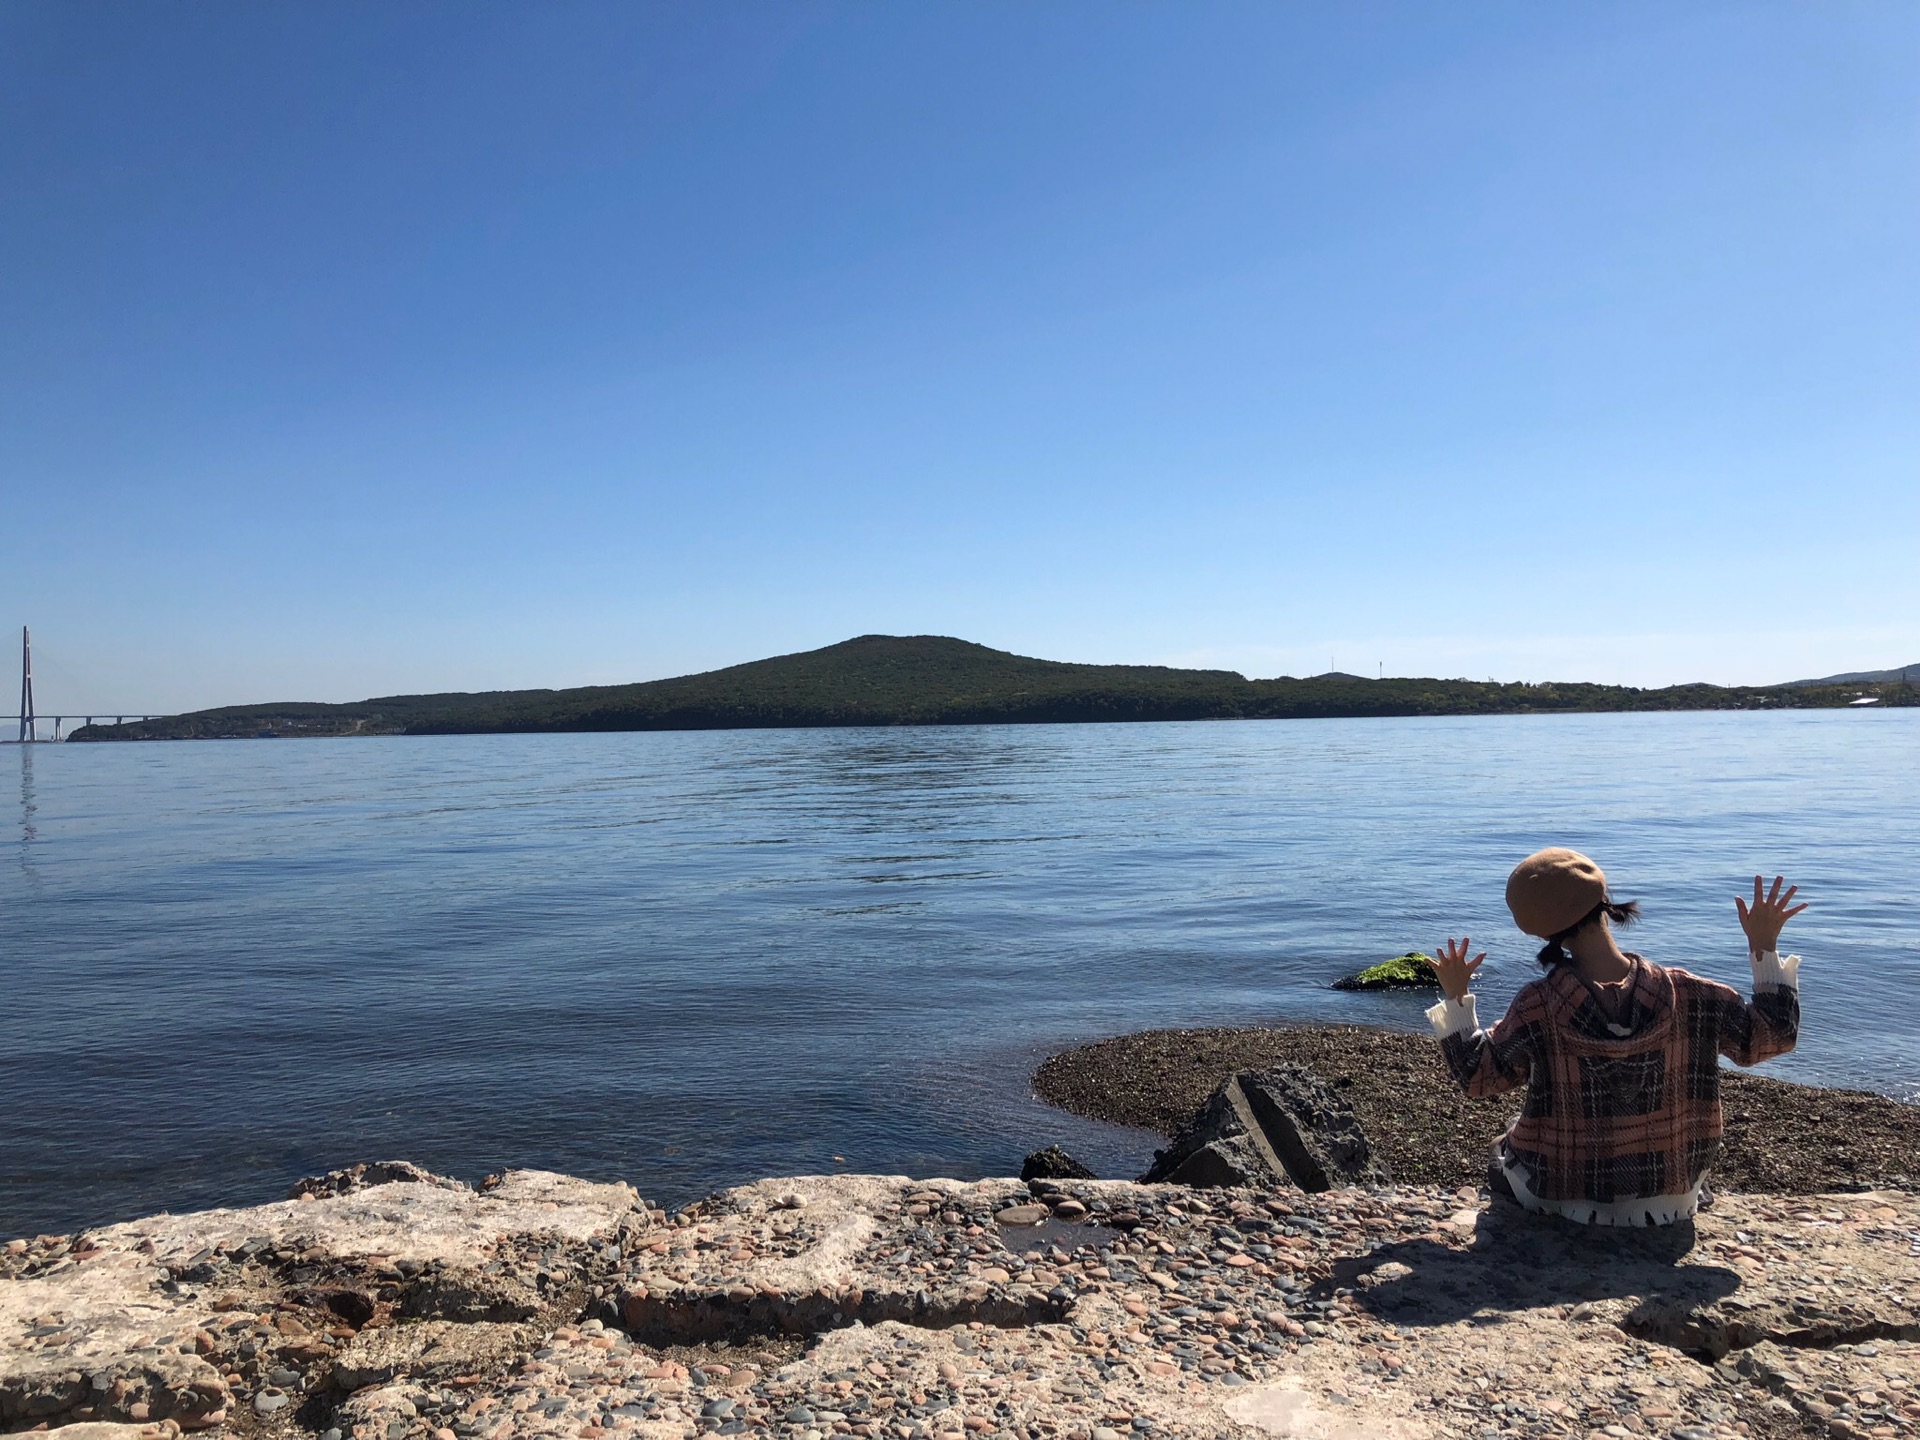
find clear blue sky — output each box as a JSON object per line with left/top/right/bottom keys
{"left": 4, "top": 3, "right": 1917, "bottom": 714}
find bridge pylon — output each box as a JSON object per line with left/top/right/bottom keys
{"left": 17, "top": 627, "right": 33, "bottom": 744}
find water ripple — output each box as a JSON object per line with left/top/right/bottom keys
{"left": 3, "top": 709, "right": 1916, "bottom": 1237}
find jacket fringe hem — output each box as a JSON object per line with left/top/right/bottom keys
{"left": 1504, "top": 1160, "right": 1703, "bottom": 1227}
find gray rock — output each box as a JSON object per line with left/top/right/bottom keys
{"left": 1020, "top": 1146, "right": 1096, "bottom": 1182}
{"left": 1140, "top": 1066, "right": 1387, "bottom": 1191}
{"left": 254, "top": 1391, "right": 290, "bottom": 1415}
{"left": 287, "top": 1160, "right": 470, "bottom": 1200}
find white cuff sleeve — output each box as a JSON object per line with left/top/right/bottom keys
{"left": 1426, "top": 992, "right": 1479, "bottom": 1039}
{"left": 1750, "top": 950, "right": 1801, "bottom": 991}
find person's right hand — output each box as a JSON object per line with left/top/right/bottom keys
{"left": 1736, "top": 875, "right": 1807, "bottom": 956}
{"left": 1432, "top": 937, "right": 1485, "bottom": 1003}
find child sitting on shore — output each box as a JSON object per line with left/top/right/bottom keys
{"left": 1428, "top": 849, "right": 1803, "bottom": 1226}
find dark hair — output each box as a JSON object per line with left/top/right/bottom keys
{"left": 1536, "top": 898, "right": 1641, "bottom": 967}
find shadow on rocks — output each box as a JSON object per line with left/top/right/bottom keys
{"left": 1319, "top": 1199, "right": 1741, "bottom": 1335}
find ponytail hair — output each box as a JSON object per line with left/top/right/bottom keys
{"left": 1536, "top": 898, "right": 1641, "bottom": 968}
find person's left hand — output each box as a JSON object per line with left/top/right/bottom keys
{"left": 1735, "top": 874, "right": 1807, "bottom": 956}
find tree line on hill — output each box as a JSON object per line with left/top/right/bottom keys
{"left": 68, "top": 635, "right": 1918, "bottom": 741}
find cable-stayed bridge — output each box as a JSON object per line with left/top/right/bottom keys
{"left": 6, "top": 626, "right": 161, "bottom": 742}
{"left": 5, "top": 714, "right": 165, "bottom": 742}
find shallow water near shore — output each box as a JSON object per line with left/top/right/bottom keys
{"left": 5, "top": 708, "right": 1917, "bottom": 1237}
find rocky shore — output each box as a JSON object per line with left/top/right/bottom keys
{"left": 1033, "top": 1027, "right": 1920, "bottom": 1194}
{"left": 5, "top": 1159, "right": 1917, "bottom": 1440}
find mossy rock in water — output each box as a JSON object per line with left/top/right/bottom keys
{"left": 1331, "top": 952, "right": 1440, "bottom": 992}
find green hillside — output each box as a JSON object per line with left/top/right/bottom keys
{"left": 66, "top": 634, "right": 1919, "bottom": 741}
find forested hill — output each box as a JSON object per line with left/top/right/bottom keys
{"left": 68, "top": 634, "right": 1918, "bottom": 741}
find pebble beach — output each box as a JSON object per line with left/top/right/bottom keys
{"left": 1033, "top": 1026, "right": 1920, "bottom": 1195}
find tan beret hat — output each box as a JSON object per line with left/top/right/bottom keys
{"left": 1505, "top": 848, "right": 1608, "bottom": 938}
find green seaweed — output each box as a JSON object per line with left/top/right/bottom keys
{"left": 1332, "top": 952, "right": 1440, "bottom": 991}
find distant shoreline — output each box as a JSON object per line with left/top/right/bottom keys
{"left": 65, "top": 633, "right": 1920, "bottom": 741}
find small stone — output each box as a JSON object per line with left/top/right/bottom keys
{"left": 1050, "top": 1199, "right": 1089, "bottom": 1222}
{"left": 701, "top": 1398, "right": 735, "bottom": 1418}
{"left": 995, "top": 1205, "right": 1049, "bottom": 1226}
{"left": 786, "top": 1406, "right": 816, "bottom": 1425}
{"left": 254, "top": 1392, "right": 290, "bottom": 1415}
{"left": 1093, "top": 1430, "right": 1123, "bottom": 1440}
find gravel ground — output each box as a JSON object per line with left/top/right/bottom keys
{"left": 1032, "top": 1025, "right": 1919, "bottom": 1195}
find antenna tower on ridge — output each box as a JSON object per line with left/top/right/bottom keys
{"left": 18, "top": 626, "right": 34, "bottom": 743}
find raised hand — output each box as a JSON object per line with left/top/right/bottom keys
{"left": 1735, "top": 875, "right": 1807, "bottom": 956}
{"left": 1432, "top": 936, "right": 1485, "bottom": 1003}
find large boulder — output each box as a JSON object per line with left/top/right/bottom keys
{"left": 1, "top": 1167, "right": 647, "bottom": 1434}
{"left": 1140, "top": 1065, "right": 1388, "bottom": 1191}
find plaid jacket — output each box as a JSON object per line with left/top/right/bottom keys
{"left": 1432, "top": 954, "right": 1798, "bottom": 1205}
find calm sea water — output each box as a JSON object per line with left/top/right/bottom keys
{"left": 5, "top": 710, "right": 1916, "bottom": 1238}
